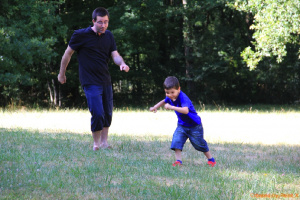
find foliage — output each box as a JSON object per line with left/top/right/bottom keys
{"left": 0, "top": 0, "right": 300, "bottom": 108}
{"left": 232, "top": 0, "right": 300, "bottom": 69}
{"left": 0, "top": 0, "right": 67, "bottom": 106}
{"left": 108, "top": 0, "right": 186, "bottom": 106}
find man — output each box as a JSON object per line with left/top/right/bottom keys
{"left": 58, "top": 7, "right": 129, "bottom": 151}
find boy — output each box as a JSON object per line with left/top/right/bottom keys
{"left": 149, "top": 76, "right": 216, "bottom": 167}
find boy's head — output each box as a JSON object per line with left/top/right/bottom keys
{"left": 163, "top": 76, "right": 181, "bottom": 101}
{"left": 163, "top": 76, "right": 180, "bottom": 90}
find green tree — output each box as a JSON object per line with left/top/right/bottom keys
{"left": 0, "top": 0, "right": 67, "bottom": 107}
{"left": 1, "top": 0, "right": 299, "bottom": 107}
{"left": 109, "top": 0, "right": 186, "bottom": 106}
{"left": 232, "top": 0, "right": 300, "bottom": 69}
{"left": 167, "top": 0, "right": 256, "bottom": 103}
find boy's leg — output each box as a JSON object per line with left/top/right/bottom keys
{"left": 204, "top": 151, "right": 213, "bottom": 159}
{"left": 172, "top": 149, "right": 183, "bottom": 166}
{"left": 171, "top": 125, "right": 187, "bottom": 166}
{"left": 188, "top": 124, "right": 216, "bottom": 166}
{"left": 175, "top": 149, "right": 182, "bottom": 161}
{"left": 188, "top": 124, "right": 209, "bottom": 152}
{"left": 171, "top": 125, "right": 187, "bottom": 152}
{"left": 206, "top": 151, "right": 216, "bottom": 167}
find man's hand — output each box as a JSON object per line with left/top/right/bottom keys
{"left": 120, "top": 64, "right": 130, "bottom": 72}
{"left": 58, "top": 73, "right": 66, "bottom": 84}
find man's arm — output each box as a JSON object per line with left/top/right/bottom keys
{"left": 111, "top": 50, "right": 129, "bottom": 72}
{"left": 58, "top": 46, "right": 74, "bottom": 84}
{"left": 149, "top": 100, "right": 166, "bottom": 113}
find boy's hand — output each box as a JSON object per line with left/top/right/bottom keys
{"left": 149, "top": 107, "right": 157, "bottom": 113}
{"left": 164, "top": 103, "right": 172, "bottom": 110}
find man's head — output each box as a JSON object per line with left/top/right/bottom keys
{"left": 163, "top": 76, "right": 181, "bottom": 101}
{"left": 92, "top": 7, "right": 109, "bottom": 20}
{"left": 92, "top": 7, "right": 109, "bottom": 34}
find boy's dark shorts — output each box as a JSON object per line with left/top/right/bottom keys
{"left": 83, "top": 84, "right": 113, "bottom": 132}
{"left": 170, "top": 123, "right": 209, "bottom": 152}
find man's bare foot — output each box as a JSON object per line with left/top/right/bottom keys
{"left": 93, "top": 146, "right": 99, "bottom": 151}
{"left": 93, "top": 142, "right": 100, "bottom": 151}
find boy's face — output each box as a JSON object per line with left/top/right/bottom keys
{"left": 165, "top": 87, "right": 180, "bottom": 101}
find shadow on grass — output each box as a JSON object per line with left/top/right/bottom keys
{"left": 1, "top": 127, "right": 299, "bottom": 199}
{"left": 1, "top": 127, "right": 299, "bottom": 173}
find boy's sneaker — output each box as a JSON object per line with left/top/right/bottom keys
{"left": 207, "top": 160, "right": 216, "bottom": 167}
{"left": 172, "top": 160, "right": 182, "bottom": 166}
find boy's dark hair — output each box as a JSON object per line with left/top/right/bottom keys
{"left": 163, "top": 76, "right": 180, "bottom": 90}
{"left": 92, "top": 7, "right": 109, "bottom": 21}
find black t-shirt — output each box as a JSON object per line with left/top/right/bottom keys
{"left": 69, "top": 26, "right": 117, "bottom": 86}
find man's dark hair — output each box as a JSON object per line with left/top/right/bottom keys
{"left": 163, "top": 76, "right": 180, "bottom": 90}
{"left": 92, "top": 7, "right": 109, "bottom": 21}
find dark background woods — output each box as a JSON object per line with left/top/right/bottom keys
{"left": 1, "top": 0, "right": 300, "bottom": 108}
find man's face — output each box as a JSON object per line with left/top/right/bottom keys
{"left": 93, "top": 15, "right": 109, "bottom": 34}
{"left": 165, "top": 87, "right": 180, "bottom": 101}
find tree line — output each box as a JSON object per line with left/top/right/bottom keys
{"left": 1, "top": 0, "right": 299, "bottom": 108}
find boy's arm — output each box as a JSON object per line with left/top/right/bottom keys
{"left": 164, "top": 103, "right": 189, "bottom": 114}
{"left": 149, "top": 100, "right": 165, "bottom": 113}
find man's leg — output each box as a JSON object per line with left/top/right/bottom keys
{"left": 92, "top": 130, "right": 101, "bottom": 151}
{"left": 100, "top": 127, "right": 111, "bottom": 148}
{"left": 84, "top": 85, "right": 105, "bottom": 151}
{"left": 100, "top": 85, "right": 113, "bottom": 149}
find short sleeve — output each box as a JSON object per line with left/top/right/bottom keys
{"left": 109, "top": 32, "right": 117, "bottom": 53}
{"left": 179, "top": 93, "right": 190, "bottom": 108}
{"left": 164, "top": 97, "right": 171, "bottom": 104}
{"left": 68, "top": 30, "right": 84, "bottom": 51}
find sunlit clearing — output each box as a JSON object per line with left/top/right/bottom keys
{"left": 0, "top": 110, "right": 299, "bottom": 145}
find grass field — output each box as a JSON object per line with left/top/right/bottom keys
{"left": 0, "top": 107, "right": 299, "bottom": 199}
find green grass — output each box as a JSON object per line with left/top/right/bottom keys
{"left": 194, "top": 103, "right": 300, "bottom": 113}
{"left": 112, "top": 103, "right": 300, "bottom": 113}
{"left": 0, "top": 109, "right": 299, "bottom": 199}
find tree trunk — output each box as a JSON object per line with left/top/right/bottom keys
{"left": 47, "top": 62, "right": 60, "bottom": 107}
{"left": 52, "top": 78, "right": 59, "bottom": 106}
{"left": 47, "top": 80, "right": 54, "bottom": 104}
{"left": 182, "top": 0, "right": 194, "bottom": 98}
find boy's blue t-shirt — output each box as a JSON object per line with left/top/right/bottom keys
{"left": 164, "top": 91, "right": 201, "bottom": 127}
{"left": 68, "top": 26, "right": 117, "bottom": 86}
